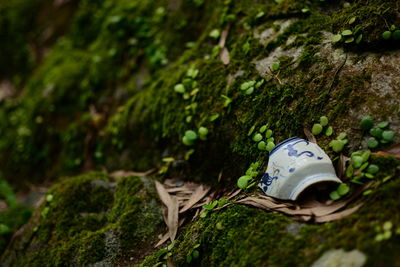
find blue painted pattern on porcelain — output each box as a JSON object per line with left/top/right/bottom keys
{"left": 260, "top": 171, "right": 278, "bottom": 192}
{"left": 283, "top": 139, "right": 323, "bottom": 160}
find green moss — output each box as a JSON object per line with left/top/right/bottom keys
{"left": 331, "top": 0, "right": 400, "bottom": 49}
{"left": 1, "top": 172, "right": 163, "bottom": 265}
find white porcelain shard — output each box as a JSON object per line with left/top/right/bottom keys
{"left": 258, "top": 137, "right": 341, "bottom": 200}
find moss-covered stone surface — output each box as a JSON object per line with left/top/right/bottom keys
{"left": 0, "top": 0, "right": 399, "bottom": 266}
{"left": 1, "top": 172, "right": 163, "bottom": 266}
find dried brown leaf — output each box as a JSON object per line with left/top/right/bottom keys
{"left": 220, "top": 47, "right": 230, "bottom": 65}
{"left": 315, "top": 203, "right": 363, "bottom": 223}
{"left": 166, "top": 187, "right": 193, "bottom": 193}
{"left": 338, "top": 154, "right": 349, "bottom": 179}
{"left": 227, "top": 189, "right": 242, "bottom": 200}
{"left": 304, "top": 128, "right": 317, "bottom": 144}
{"left": 385, "top": 143, "right": 400, "bottom": 157}
{"left": 218, "top": 27, "right": 230, "bottom": 48}
{"left": 155, "top": 232, "right": 170, "bottom": 248}
{"left": 192, "top": 209, "right": 201, "bottom": 221}
{"left": 110, "top": 168, "right": 157, "bottom": 178}
{"left": 275, "top": 207, "right": 313, "bottom": 216}
{"left": 168, "top": 196, "right": 179, "bottom": 241}
{"left": 236, "top": 197, "right": 289, "bottom": 210}
{"left": 372, "top": 144, "right": 400, "bottom": 159}
{"left": 155, "top": 181, "right": 173, "bottom": 207}
{"left": 180, "top": 185, "right": 211, "bottom": 213}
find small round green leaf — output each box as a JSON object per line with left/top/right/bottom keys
{"left": 185, "top": 130, "right": 198, "bottom": 141}
{"left": 312, "top": 123, "right": 323, "bottom": 135}
{"left": 266, "top": 141, "right": 275, "bottom": 152}
{"left": 330, "top": 191, "right": 340, "bottom": 200}
{"left": 383, "top": 221, "right": 393, "bottom": 231}
{"left": 341, "top": 29, "right": 353, "bottom": 36}
{"left": 272, "top": 62, "right": 280, "bottom": 72}
{"left": 361, "top": 150, "right": 371, "bottom": 163}
{"left": 182, "top": 136, "right": 194, "bottom": 146}
{"left": 382, "top": 130, "right": 395, "bottom": 142}
{"left": 325, "top": 126, "right": 333, "bottom": 136}
{"left": 367, "top": 137, "right": 379, "bottom": 148}
{"left": 367, "top": 164, "right": 379, "bottom": 174}
{"left": 355, "top": 34, "right": 363, "bottom": 44}
{"left": 348, "top": 17, "right": 356, "bottom": 24}
{"left": 253, "top": 133, "right": 263, "bottom": 142}
{"left": 174, "top": 84, "right": 185, "bottom": 93}
{"left": 198, "top": 127, "right": 209, "bottom": 136}
{"left": 360, "top": 116, "right": 373, "bottom": 130}
{"left": 237, "top": 176, "right": 252, "bottom": 189}
{"left": 344, "top": 36, "right": 355, "bottom": 43}
{"left": 209, "top": 29, "right": 221, "bottom": 39}
{"left": 245, "top": 87, "right": 254, "bottom": 95}
{"left": 265, "top": 129, "right": 273, "bottom": 138}
{"left": 331, "top": 140, "right": 345, "bottom": 153}
{"left": 320, "top": 116, "right": 329, "bottom": 126}
{"left": 346, "top": 165, "right": 354, "bottom": 178}
{"left": 259, "top": 125, "right": 267, "bottom": 133}
{"left": 365, "top": 173, "right": 374, "bottom": 179}
{"left": 337, "top": 132, "right": 347, "bottom": 140}
{"left": 377, "top": 121, "right": 389, "bottom": 129}
{"left": 337, "top": 183, "right": 350, "bottom": 196}
{"left": 393, "top": 30, "right": 400, "bottom": 40}
{"left": 332, "top": 34, "right": 342, "bottom": 43}
{"left": 192, "top": 250, "right": 200, "bottom": 259}
{"left": 351, "top": 156, "right": 363, "bottom": 169}
{"left": 0, "top": 224, "right": 11, "bottom": 235}
{"left": 257, "top": 141, "right": 266, "bottom": 150}
{"left": 369, "top": 127, "right": 383, "bottom": 139}
{"left": 382, "top": 31, "right": 392, "bottom": 40}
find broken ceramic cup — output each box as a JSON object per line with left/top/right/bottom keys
{"left": 258, "top": 137, "right": 341, "bottom": 200}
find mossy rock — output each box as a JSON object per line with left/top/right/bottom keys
{"left": 140, "top": 157, "right": 400, "bottom": 266}
{"left": 0, "top": 172, "right": 163, "bottom": 266}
